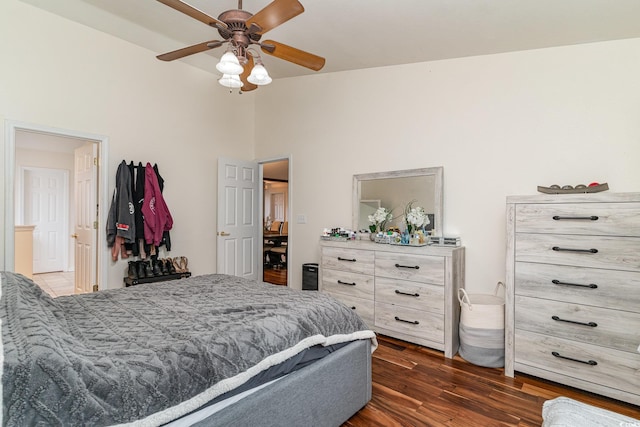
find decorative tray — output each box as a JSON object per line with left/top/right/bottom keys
{"left": 537, "top": 183, "right": 609, "bottom": 194}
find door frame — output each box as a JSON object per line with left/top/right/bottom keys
{"left": 258, "top": 155, "right": 291, "bottom": 286}
{"left": 3, "top": 120, "right": 109, "bottom": 290}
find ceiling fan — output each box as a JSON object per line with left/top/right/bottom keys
{"left": 156, "top": 0, "right": 326, "bottom": 92}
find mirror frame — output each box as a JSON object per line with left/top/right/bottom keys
{"left": 352, "top": 167, "right": 444, "bottom": 237}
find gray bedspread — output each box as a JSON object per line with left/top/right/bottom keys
{"left": 0, "top": 272, "right": 375, "bottom": 426}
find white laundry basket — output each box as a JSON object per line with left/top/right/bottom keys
{"left": 458, "top": 282, "right": 505, "bottom": 367}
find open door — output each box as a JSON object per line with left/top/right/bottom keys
{"left": 216, "top": 157, "right": 259, "bottom": 279}
{"left": 73, "top": 142, "right": 98, "bottom": 293}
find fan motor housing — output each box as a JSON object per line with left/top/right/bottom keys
{"left": 217, "top": 9, "right": 262, "bottom": 45}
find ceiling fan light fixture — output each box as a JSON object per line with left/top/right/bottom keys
{"left": 218, "top": 73, "right": 244, "bottom": 88}
{"left": 216, "top": 51, "right": 244, "bottom": 75}
{"left": 247, "top": 64, "right": 272, "bottom": 85}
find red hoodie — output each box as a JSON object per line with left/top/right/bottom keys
{"left": 142, "top": 163, "right": 173, "bottom": 246}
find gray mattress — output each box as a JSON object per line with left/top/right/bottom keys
{"left": 0, "top": 272, "right": 376, "bottom": 426}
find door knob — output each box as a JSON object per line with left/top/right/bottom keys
{"left": 71, "top": 233, "right": 78, "bottom": 239}
{"left": 217, "top": 231, "right": 230, "bottom": 236}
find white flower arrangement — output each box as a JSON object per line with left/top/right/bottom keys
{"left": 368, "top": 207, "right": 392, "bottom": 233}
{"left": 404, "top": 201, "right": 430, "bottom": 233}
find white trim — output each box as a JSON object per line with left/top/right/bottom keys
{"left": 3, "top": 120, "right": 109, "bottom": 290}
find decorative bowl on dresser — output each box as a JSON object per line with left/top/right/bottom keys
{"left": 320, "top": 239, "right": 465, "bottom": 358}
{"left": 505, "top": 192, "right": 640, "bottom": 405}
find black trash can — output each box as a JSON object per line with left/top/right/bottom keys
{"left": 302, "top": 263, "right": 319, "bottom": 291}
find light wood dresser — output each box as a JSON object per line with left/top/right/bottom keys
{"left": 505, "top": 192, "right": 640, "bottom": 405}
{"left": 320, "top": 239, "right": 465, "bottom": 358}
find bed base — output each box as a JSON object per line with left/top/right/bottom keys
{"left": 188, "top": 339, "right": 372, "bottom": 427}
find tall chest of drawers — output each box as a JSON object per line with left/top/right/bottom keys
{"left": 320, "top": 240, "right": 465, "bottom": 358}
{"left": 505, "top": 193, "right": 640, "bottom": 405}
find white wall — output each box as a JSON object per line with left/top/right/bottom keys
{"left": 0, "top": 0, "right": 255, "bottom": 289}
{"left": 254, "top": 38, "right": 640, "bottom": 293}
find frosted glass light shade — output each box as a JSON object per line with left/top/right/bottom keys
{"left": 247, "top": 64, "right": 272, "bottom": 85}
{"left": 218, "top": 74, "right": 243, "bottom": 88}
{"left": 216, "top": 52, "right": 243, "bottom": 75}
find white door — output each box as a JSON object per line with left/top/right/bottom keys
{"left": 217, "top": 157, "right": 259, "bottom": 279}
{"left": 24, "top": 168, "right": 67, "bottom": 273}
{"left": 73, "top": 143, "right": 98, "bottom": 293}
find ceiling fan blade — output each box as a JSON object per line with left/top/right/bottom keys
{"left": 156, "top": 0, "right": 228, "bottom": 29}
{"left": 156, "top": 40, "right": 224, "bottom": 61}
{"left": 260, "top": 40, "right": 325, "bottom": 71}
{"left": 240, "top": 55, "right": 258, "bottom": 92}
{"left": 245, "top": 0, "right": 304, "bottom": 34}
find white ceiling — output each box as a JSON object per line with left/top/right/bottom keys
{"left": 20, "top": 0, "right": 640, "bottom": 79}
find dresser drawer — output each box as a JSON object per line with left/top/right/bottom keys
{"left": 324, "top": 291, "right": 374, "bottom": 327}
{"left": 375, "top": 277, "right": 444, "bottom": 314}
{"left": 321, "top": 247, "right": 374, "bottom": 275}
{"left": 374, "top": 302, "right": 444, "bottom": 344}
{"left": 515, "top": 203, "right": 640, "bottom": 236}
{"left": 515, "top": 233, "right": 640, "bottom": 272}
{"left": 515, "top": 262, "right": 640, "bottom": 312}
{"left": 515, "top": 296, "right": 640, "bottom": 353}
{"left": 515, "top": 330, "right": 640, "bottom": 397}
{"left": 321, "top": 269, "right": 374, "bottom": 300}
{"left": 375, "top": 252, "right": 444, "bottom": 285}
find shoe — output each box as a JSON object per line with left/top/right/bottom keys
{"left": 180, "top": 256, "right": 189, "bottom": 273}
{"left": 127, "top": 261, "right": 138, "bottom": 280}
{"left": 144, "top": 261, "right": 153, "bottom": 278}
{"left": 172, "top": 257, "right": 182, "bottom": 273}
{"left": 151, "top": 256, "right": 162, "bottom": 276}
{"left": 137, "top": 260, "right": 146, "bottom": 279}
{"left": 159, "top": 258, "right": 169, "bottom": 275}
{"left": 165, "top": 258, "right": 176, "bottom": 274}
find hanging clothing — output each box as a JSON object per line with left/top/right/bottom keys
{"left": 134, "top": 162, "right": 146, "bottom": 240}
{"left": 153, "top": 164, "right": 172, "bottom": 251}
{"left": 124, "top": 161, "right": 139, "bottom": 257}
{"left": 142, "top": 163, "right": 173, "bottom": 246}
{"left": 106, "top": 161, "right": 136, "bottom": 260}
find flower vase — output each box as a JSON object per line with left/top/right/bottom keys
{"left": 369, "top": 232, "right": 376, "bottom": 242}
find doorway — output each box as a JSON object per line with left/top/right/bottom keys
{"left": 3, "top": 120, "right": 109, "bottom": 293}
{"left": 262, "top": 159, "right": 289, "bottom": 286}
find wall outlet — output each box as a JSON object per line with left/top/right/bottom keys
{"left": 296, "top": 214, "right": 307, "bottom": 224}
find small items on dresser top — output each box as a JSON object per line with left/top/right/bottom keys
{"left": 537, "top": 182, "right": 609, "bottom": 194}
{"left": 320, "top": 227, "right": 461, "bottom": 247}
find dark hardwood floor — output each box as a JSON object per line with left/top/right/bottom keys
{"left": 263, "top": 267, "right": 287, "bottom": 286}
{"left": 344, "top": 335, "right": 640, "bottom": 426}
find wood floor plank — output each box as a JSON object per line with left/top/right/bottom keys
{"left": 343, "top": 334, "right": 640, "bottom": 426}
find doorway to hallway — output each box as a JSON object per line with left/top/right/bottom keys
{"left": 262, "top": 159, "right": 289, "bottom": 286}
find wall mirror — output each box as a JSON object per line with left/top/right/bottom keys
{"left": 353, "top": 167, "right": 443, "bottom": 237}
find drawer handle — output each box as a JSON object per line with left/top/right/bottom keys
{"left": 552, "top": 246, "right": 598, "bottom": 254}
{"left": 552, "top": 315, "right": 597, "bottom": 328}
{"left": 552, "top": 351, "right": 597, "bottom": 366}
{"left": 552, "top": 279, "right": 598, "bottom": 289}
{"left": 552, "top": 215, "right": 599, "bottom": 221}
{"left": 337, "top": 257, "right": 356, "bottom": 262}
{"left": 395, "top": 290, "right": 420, "bottom": 297}
{"left": 394, "top": 316, "right": 419, "bottom": 325}
{"left": 337, "top": 280, "right": 356, "bottom": 286}
{"left": 395, "top": 263, "right": 420, "bottom": 270}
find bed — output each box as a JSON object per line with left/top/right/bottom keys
{"left": 0, "top": 272, "right": 376, "bottom": 426}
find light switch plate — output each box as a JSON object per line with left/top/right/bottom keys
{"left": 296, "top": 214, "right": 307, "bottom": 224}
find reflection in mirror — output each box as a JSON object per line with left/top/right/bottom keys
{"left": 353, "top": 167, "right": 443, "bottom": 237}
